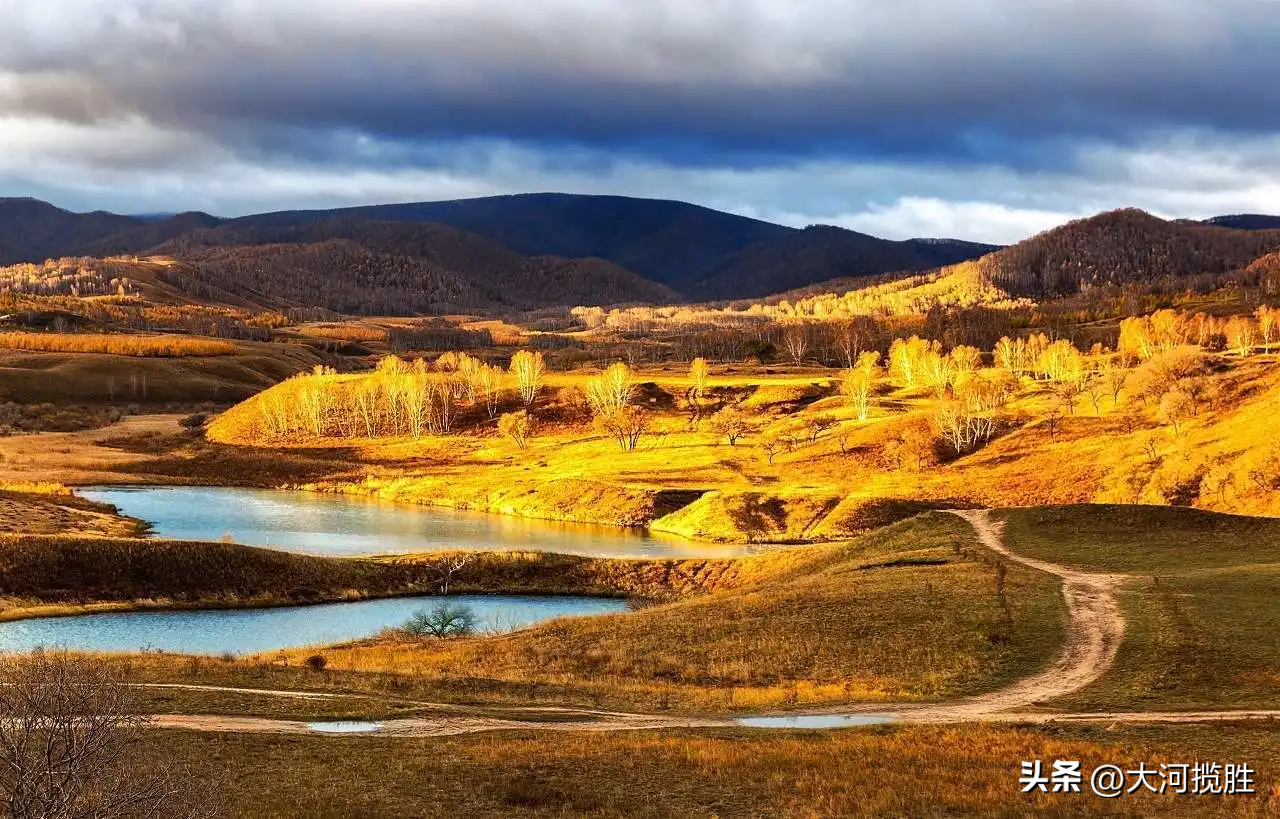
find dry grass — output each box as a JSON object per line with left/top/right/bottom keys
{"left": 0, "top": 331, "right": 237, "bottom": 357}
{"left": 142, "top": 723, "right": 1280, "bottom": 817}
{"left": 1056, "top": 566, "right": 1280, "bottom": 713}
{"left": 0, "top": 343, "right": 323, "bottom": 404}
{"left": 0, "top": 489, "right": 145, "bottom": 538}
{"left": 267, "top": 514, "right": 1065, "bottom": 712}
{"left": 0, "top": 480, "right": 71, "bottom": 495}
{"left": 998, "top": 504, "right": 1280, "bottom": 573}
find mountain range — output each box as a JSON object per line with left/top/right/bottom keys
{"left": 0, "top": 194, "right": 995, "bottom": 310}
{"left": 1, "top": 194, "right": 1278, "bottom": 313}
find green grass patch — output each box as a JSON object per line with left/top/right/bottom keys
{"left": 1052, "top": 565, "right": 1280, "bottom": 712}
{"left": 998, "top": 504, "right": 1280, "bottom": 573}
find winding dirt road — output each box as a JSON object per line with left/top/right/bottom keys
{"left": 140, "top": 510, "right": 1280, "bottom": 736}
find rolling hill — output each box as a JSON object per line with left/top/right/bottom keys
{"left": 5, "top": 196, "right": 1279, "bottom": 310}
{"left": 146, "top": 218, "right": 679, "bottom": 312}
{"left": 1203, "top": 214, "right": 1280, "bottom": 231}
{"left": 685, "top": 225, "right": 997, "bottom": 300}
{"left": 0, "top": 194, "right": 998, "bottom": 305}
{"left": 975, "top": 208, "right": 1280, "bottom": 297}
{"left": 0, "top": 198, "right": 140, "bottom": 265}
{"left": 226, "top": 193, "right": 795, "bottom": 293}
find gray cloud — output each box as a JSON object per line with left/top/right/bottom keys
{"left": 6, "top": 0, "right": 1280, "bottom": 163}
{"left": 1, "top": 0, "right": 1279, "bottom": 241}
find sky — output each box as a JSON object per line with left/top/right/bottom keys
{"left": 2, "top": 0, "right": 1280, "bottom": 244}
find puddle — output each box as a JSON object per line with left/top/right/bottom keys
{"left": 307, "top": 721, "right": 383, "bottom": 734}
{"left": 737, "top": 714, "right": 898, "bottom": 729}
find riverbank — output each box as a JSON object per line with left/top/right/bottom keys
{"left": 0, "top": 533, "right": 777, "bottom": 622}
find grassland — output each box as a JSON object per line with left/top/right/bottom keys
{"left": 1053, "top": 566, "right": 1280, "bottom": 713}
{"left": 0, "top": 486, "right": 144, "bottom": 537}
{"left": 998, "top": 504, "right": 1280, "bottom": 573}
{"left": 988, "top": 505, "right": 1280, "bottom": 714}
{"left": 140, "top": 723, "right": 1280, "bottom": 817}
{"left": 269, "top": 514, "right": 1066, "bottom": 713}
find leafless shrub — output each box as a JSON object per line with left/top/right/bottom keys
{"left": 0, "top": 652, "right": 217, "bottom": 819}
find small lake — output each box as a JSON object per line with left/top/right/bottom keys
{"left": 80, "top": 486, "right": 748, "bottom": 558}
{"left": 0, "top": 595, "right": 628, "bottom": 656}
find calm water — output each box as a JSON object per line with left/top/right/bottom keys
{"left": 736, "top": 714, "right": 898, "bottom": 729}
{"left": 309, "top": 721, "right": 383, "bottom": 734}
{"left": 80, "top": 486, "right": 748, "bottom": 558}
{"left": 0, "top": 595, "right": 628, "bottom": 656}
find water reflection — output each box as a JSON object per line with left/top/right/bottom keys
{"left": 81, "top": 486, "right": 746, "bottom": 558}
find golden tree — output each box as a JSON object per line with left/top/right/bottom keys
{"left": 585, "top": 362, "right": 635, "bottom": 415}
{"left": 510, "top": 349, "right": 546, "bottom": 407}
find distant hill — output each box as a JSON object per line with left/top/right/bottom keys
{"left": 80, "top": 211, "right": 223, "bottom": 257}
{"left": 975, "top": 208, "right": 1280, "bottom": 297}
{"left": 1203, "top": 214, "right": 1280, "bottom": 231}
{"left": 0, "top": 198, "right": 140, "bottom": 265}
{"left": 685, "top": 225, "right": 998, "bottom": 299}
{"left": 0, "top": 193, "right": 1002, "bottom": 306}
{"left": 21, "top": 195, "right": 1275, "bottom": 311}
{"left": 228, "top": 193, "right": 795, "bottom": 292}
{"left": 146, "top": 218, "right": 679, "bottom": 311}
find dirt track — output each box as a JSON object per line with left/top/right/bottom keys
{"left": 140, "top": 510, "right": 1280, "bottom": 736}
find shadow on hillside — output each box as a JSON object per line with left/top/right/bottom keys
{"left": 110, "top": 441, "right": 361, "bottom": 486}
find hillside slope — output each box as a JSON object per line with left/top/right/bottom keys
{"left": 0, "top": 198, "right": 141, "bottom": 265}
{"left": 977, "top": 208, "right": 1280, "bottom": 296}
{"left": 149, "top": 218, "right": 679, "bottom": 311}
{"left": 687, "top": 225, "right": 997, "bottom": 299}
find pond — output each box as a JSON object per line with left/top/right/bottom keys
{"left": 80, "top": 486, "right": 747, "bottom": 558}
{"left": 0, "top": 595, "right": 628, "bottom": 656}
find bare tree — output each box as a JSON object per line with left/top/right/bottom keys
{"left": 476, "top": 363, "right": 505, "bottom": 418}
{"left": 781, "top": 322, "right": 810, "bottom": 365}
{"left": 423, "top": 554, "right": 473, "bottom": 595}
{"left": 0, "top": 652, "right": 214, "bottom": 819}
{"left": 805, "top": 416, "right": 836, "bottom": 443}
{"left": 840, "top": 368, "right": 874, "bottom": 421}
{"left": 689, "top": 357, "right": 710, "bottom": 402}
{"left": 686, "top": 357, "right": 711, "bottom": 426}
{"left": 594, "top": 406, "right": 650, "bottom": 451}
{"left": 585, "top": 362, "right": 635, "bottom": 415}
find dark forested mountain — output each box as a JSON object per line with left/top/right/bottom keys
{"left": 80, "top": 211, "right": 223, "bottom": 257}
{"left": 1203, "top": 214, "right": 1280, "bottom": 231}
{"left": 0, "top": 198, "right": 140, "bottom": 265}
{"left": 9, "top": 195, "right": 1273, "bottom": 312}
{"left": 0, "top": 193, "right": 1000, "bottom": 305}
{"left": 147, "top": 219, "right": 679, "bottom": 313}
{"left": 228, "top": 193, "right": 794, "bottom": 291}
{"left": 685, "top": 225, "right": 999, "bottom": 299}
{"left": 977, "top": 209, "right": 1280, "bottom": 297}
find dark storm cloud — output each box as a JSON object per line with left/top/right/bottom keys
{"left": 4, "top": 0, "right": 1280, "bottom": 171}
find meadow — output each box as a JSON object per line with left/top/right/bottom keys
{"left": 138, "top": 723, "right": 1280, "bottom": 817}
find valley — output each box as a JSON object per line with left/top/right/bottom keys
{"left": 1, "top": 194, "right": 1280, "bottom": 815}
